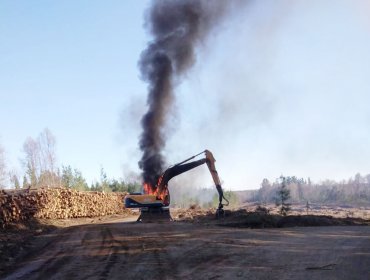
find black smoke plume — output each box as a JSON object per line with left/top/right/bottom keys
{"left": 138, "top": 0, "right": 231, "bottom": 188}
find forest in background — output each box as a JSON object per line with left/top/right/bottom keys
{"left": 1, "top": 128, "right": 370, "bottom": 207}
{"left": 0, "top": 128, "right": 141, "bottom": 194}
{"left": 238, "top": 175, "right": 370, "bottom": 207}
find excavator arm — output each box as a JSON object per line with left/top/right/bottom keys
{"left": 205, "top": 150, "right": 229, "bottom": 213}
{"left": 155, "top": 150, "right": 228, "bottom": 213}
{"left": 124, "top": 150, "right": 228, "bottom": 218}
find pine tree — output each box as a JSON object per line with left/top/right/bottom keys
{"left": 22, "top": 175, "right": 29, "bottom": 189}
{"left": 61, "top": 165, "right": 88, "bottom": 191}
{"left": 306, "top": 201, "right": 310, "bottom": 215}
{"left": 73, "top": 169, "right": 88, "bottom": 191}
{"left": 10, "top": 174, "right": 20, "bottom": 189}
{"left": 100, "top": 167, "right": 110, "bottom": 192}
{"left": 61, "top": 165, "right": 74, "bottom": 188}
{"left": 276, "top": 176, "right": 291, "bottom": 216}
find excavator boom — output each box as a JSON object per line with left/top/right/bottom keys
{"left": 124, "top": 150, "right": 228, "bottom": 220}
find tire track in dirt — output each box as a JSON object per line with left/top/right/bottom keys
{"left": 3, "top": 226, "right": 76, "bottom": 280}
{"left": 98, "top": 226, "right": 123, "bottom": 280}
{"left": 2, "top": 219, "right": 370, "bottom": 280}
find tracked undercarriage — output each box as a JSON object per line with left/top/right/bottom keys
{"left": 137, "top": 206, "right": 172, "bottom": 222}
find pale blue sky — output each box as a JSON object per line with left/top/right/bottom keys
{"left": 1, "top": 0, "right": 150, "bottom": 185}
{"left": 1, "top": 1, "right": 370, "bottom": 189}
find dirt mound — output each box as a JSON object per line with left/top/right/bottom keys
{"left": 277, "top": 215, "right": 367, "bottom": 227}
{"left": 173, "top": 207, "right": 370, "bottom": 228}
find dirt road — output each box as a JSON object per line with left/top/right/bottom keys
{"left": 3, "top": 217, "right": 369, "bottom": 280}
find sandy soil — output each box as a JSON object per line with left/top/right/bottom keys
{"left": 2, "top": 215, "right": 369, "bottom": 280}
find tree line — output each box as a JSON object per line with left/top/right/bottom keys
{"left": 0, "top": 128, "right": 141, "bottom": 193}
{"left": 2, "top": 129, "right": 370, "bottom": 206}
{"left": 254, "top": 174, "right": 370, "bottom": 206}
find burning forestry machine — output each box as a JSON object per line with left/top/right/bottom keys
{"left": 125, "top": 150, "right": 229, "bottom": 221}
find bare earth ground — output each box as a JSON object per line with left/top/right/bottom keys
{"left": 1, "top": 212, "right": 370, "bottom": 280}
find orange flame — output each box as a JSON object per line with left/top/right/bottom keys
{"left": 143, "top": 175, "right": 169, "bottom": 204}
{"left": 143, "top": 182, "right": 156, "bottom": 195}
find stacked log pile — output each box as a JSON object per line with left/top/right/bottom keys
{"left": 0, "top": 188, "right": 127, "bottom": 228}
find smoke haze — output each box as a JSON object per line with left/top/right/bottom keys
{"left": 138, "top": 0, "right": 235, "bottom": 186}
{"left": 164, "top": 0, "right": 370, "bottom": 188}
{"left": 124, "top": 0, "right": 370, "bottom": 190}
